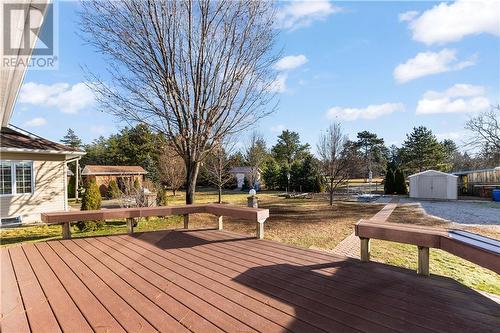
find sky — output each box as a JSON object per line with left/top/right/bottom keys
{"left": 11, "top": 0, "right": 500, "bottom": 153}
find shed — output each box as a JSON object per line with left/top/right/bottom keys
{"left": 408, "top": 170, "right": 458, "bottom": 200}
{"left": 82, "top": 165, "right": 147, "bottom": 196}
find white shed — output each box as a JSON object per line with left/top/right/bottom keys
{"left": 408, "top": 170, "right": 458, "bottom": 200}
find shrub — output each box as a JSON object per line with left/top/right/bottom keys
{"left": 106, "top": 179, "right": 121, "bottom": 199}
{"left": 156, "top": 187, "right": 169, "bottom": 206}
{"left": 134, "top": 178, "right": 141, "bottom": 190}
{"left": 242, "top": 177, "right": 251, "bottom": 191}
{"left": 394, "top": 169, "right": 408, "bottom": 195}
{"left": 67, "top": 175, "right": 75, "bottom": 199}
{"left": 77, "top": 180, "right": 103, "bottom": 231}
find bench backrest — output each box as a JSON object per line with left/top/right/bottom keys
{"left": 355, "top": 220, "right": 500, "bottom": 274}
{"left": 41, "top": 204, "right": 270, "bottom": 224}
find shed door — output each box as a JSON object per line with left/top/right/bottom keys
{"left": 431, "top": 176, "right": 447, "bottom": 199}
{"left": 418, "top": 175, "right": 447, "bottom": 199}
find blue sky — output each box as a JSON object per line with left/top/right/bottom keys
{"left": 11, "top": 0, "right": 500, "bottom": 153}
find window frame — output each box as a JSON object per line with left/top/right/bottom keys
{"left": 0, "top": 160, "right": 35, "bottom": 196}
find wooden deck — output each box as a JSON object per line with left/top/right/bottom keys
{"left": 2, "top": 229, "right": 499, "bottom": 332}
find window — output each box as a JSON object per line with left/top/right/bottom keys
{"left": 0, "top": 161, "right": 12, "bottom": 195}
{"left": 0, "top": 161, "right": 34, "bottom": 195}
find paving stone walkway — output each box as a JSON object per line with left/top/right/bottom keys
{"left": 332, "top": 198, "right": 399, "bottom": 258}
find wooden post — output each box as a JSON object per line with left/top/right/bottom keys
{"left": 62, "top": 222, "right": 71, "bottom": 239}
{"left": 256, "top": 220, "right": 265, "bottom": 239}
{"left": 217, "top": 216, "right": 223, "bottom": 230}
{"left": 126, "top": 218, "right": 135, "bottom": 234}
{"left": 75, "top": 159, "right": 79, "bottom": 202}
{"left": 360, "top": 237, "right": 370, "bottom": 262}
{"left": 183, "top": 214, "right": 189, "bottom": 229}
{"left": 417, "top": 246, "right": 430, "bottom": 276}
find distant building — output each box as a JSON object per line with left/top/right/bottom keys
{"left": 82, "top": 165, "right": 147, "bottom": 196}
{"left": 229, "top": 166, "right": 261, "bottom": 190}
{"left": 453, "top": 167, "right": 500, "bottom": 197}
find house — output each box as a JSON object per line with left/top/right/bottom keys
{"left": 82, "top": 165, "right": 147, "bottom": 196}
{"left": 0, "top": 125, "right": 85, "bottom": 224}
{"left": 453, "top": 167, "right": 500, "bottom": 197}
{"left": 408, "top": 170, "right": 458, "bottom": 200}
{"left": 229, "top": 166, "right": 261, "bottom": 190}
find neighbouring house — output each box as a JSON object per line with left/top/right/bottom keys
{"left": 453, "top": 167, "right": 500, "bottom": 198}
{"left": 0, "top": 125, "right": 85, "bottom": 224}
{"left": 409, "top": 170, "right": 458, "bottom": 200}
{"left": 81, "top": 165, "right": 147, "bottom": 196}
{"left": 229, "top": 166, "right": 261, "bottom": 190}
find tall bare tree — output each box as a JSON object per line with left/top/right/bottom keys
{"left": 317, "top": 123, "right": 350, "bottom": 206}
{"left": 80, "top": 0, "right": 279, "bottom": 203}
{"left": 158, "top": 144, "right": 186, "bottom": 196}
{"left": 203, "top": 139, "right": 235, "bottom": 203}
{"left": 245, "top": 132, "right": 268, "bottom": 187}
{"left": 465, "top": 105, "right": 500, "bottom": 164}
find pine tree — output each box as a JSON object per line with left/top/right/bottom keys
{"left": 400, "top": 126, "right": 445, "bottom": 173}
{"left": 61, "top": 129, "right": 82, "bottom": 148}
{"left": 394, "top": 169, "right": 407, "bottom": 195}
{"left": 262, "top": 158, "right": 280, "bottom": 190}
{"left": 106, "top": 180, "right": 121, "bottom": 199}
{"left": 384, "top": 167, "right": 395, "bottom": 194}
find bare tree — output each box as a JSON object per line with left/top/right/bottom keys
{"left": 203, "top": 139, "right": 235, "bottom": 203}
{"left": 80, "top": 0, "right": 279, "bottom": 204}
{"left": 317, "top": 123, "right": 350, "bottom": 206}
{"left": 465, "top": 105, "right": 500, "bottom": 164}
{"left": 245, "top": 132, "right": 268, "bottom": 187}
{"left": 158, "top": 144, "right": 186, "bottom": 196}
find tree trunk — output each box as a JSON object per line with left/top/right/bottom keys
{"left": 185, "top": 161, "right": 200, "bottom": 204}
{"left": 218, "top": 186, "right": 222, "bottom": 204}
{"left": 329, "top": 179, "right": 334, "bottom": 206}
{"left": 173, "top": 189, "right": 176, "bottom": 196}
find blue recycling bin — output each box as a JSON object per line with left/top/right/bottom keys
{"left": 493, "top": 189, "right": 500, "bottom": 202}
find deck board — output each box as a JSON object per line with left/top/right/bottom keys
{"left": 2, "top": 229, "right": 500, "bottom": 333}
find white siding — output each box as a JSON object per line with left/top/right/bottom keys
{"left": 1, "top": 152, "right": 66, "bottom": 223}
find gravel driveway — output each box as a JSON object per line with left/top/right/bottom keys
{"left": 400, "top": 199, "right": 500, "bottom": 225}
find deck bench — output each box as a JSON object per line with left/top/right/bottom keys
{"left": 355, "top": 220, "right": 500, "bottom": 276}
{"left": 41, "top": 204, "right": 269, "bottom": 240}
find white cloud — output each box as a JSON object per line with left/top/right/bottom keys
{"left": 416, "top": 84, "right": 490, "bottom": 115}
{"left": 326, "top": 103, "right": 404, "bottom": 121}
{"left": 19, "top": 82, "right": 95, "bottom": 114}
{"left": 270, "top": 124, "right": 285, "bottom": 133}
{"left": 276, "top": 0, "right": 341, "bottom": 31}
{"left": 268, "top": 74, "right": 288, "bottom": 93}
{"left": 23, "top": 117, "right": 47, "bottom": 127}
{"left": 399, "top": 11, "right": 419, "bottom": 22}
{"left": 435, "top": 131, "right": 464, "bottom": 141}
{"left": 394, "top": 49, "right": 475, "bottom": 83}
{"left": 274, "top": 55, "right": 308, "bottom": 71}
{"left": 403, "top": 0, "right": 500, "bottom": 45}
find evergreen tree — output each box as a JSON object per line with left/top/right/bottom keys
{"left": 400, "top": 126, "right": 445, "bottom": 173}
{"left": 271, "top": 130, "right": 310, "bottom": 166}
{"left": 61, "top": 128, "right": 82, "bottom": 148}
{"left": 77, "top": 180, "right": 103, "bottom": 231}
{"left": 106, "top": 180, "right": 121, "bottom": 199}
{"left": 262, "top": 158, "right": 280, "bottom": 190}
{"left": 355, "top": 131, "right": 385, "bottom": 180}
{"left": 394, "top": 169, "right": 407, "bottom": 195}
{"left": 384, "top": 167, "right": 395, "bottom": 194}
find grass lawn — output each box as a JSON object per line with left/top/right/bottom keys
{"left": 2, "top": 191, "right": 499, "bottom": 295}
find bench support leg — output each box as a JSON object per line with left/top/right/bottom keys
{"left": 417, "top": 246, "right": 430, "bottom": 276}
{"left": 217, "top": 216, "right": 223, "bottom": 230}
{"left": 256, "top": 220, "right": 265, "bottom": 239}
{"left": 126, "top": 218, "right": 135, "bottom": 234}
{"left": 62, "top": 222, "right": 71, "bottom": 239}
{"left": 360, "top": 237, "right": 370, "bottom": 262}
{"left": 184, "top": 214, "right": 189, "bottom": 229}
